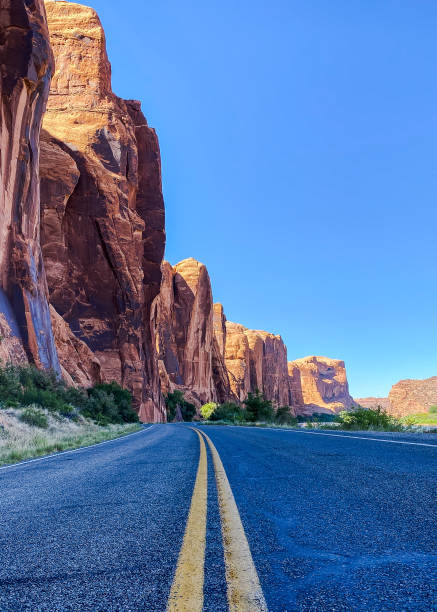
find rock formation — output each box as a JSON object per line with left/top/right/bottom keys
{"left": 354, "top": 397, "right": 390, "bottom": 411}
{"left": 224, "top": 322, "right": 251, "bottom": 402}
{"left": 387, "top": 376, "right": 437, "bottom": 417}
{"left": 40, "top": 1, "right": 166, "bottom": 421}
{"left": 288, "top": 356, "right": 354, "bottom": 414}
{"left": 50, "top": 305, "right": 102, "bottom": 388}
{"left": 224, "top": 322, "right": 290, "bottom": 407}
{"left": 153, "top": 259, "right": 232, "bottom": 405}
{"left": 212, "top": 303, "right": 233, "bottom": 403}
{"left": 0, "top": 1, "right": 356, "bottom": 424}
{"left": 0, "top": 0, "right": 60, "bottom": 371}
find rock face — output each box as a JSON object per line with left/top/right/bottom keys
{"left": 354, "top": 397, "right": 390, "bottom": 411}
{"left": 224, "top": 322, "right": 251, "bottom": 402}
{"left": 288, "top": 356, "right": 354, "bottom": 414}
{"left": 212, "top": 303, "right": 233, "bottom": 403}
{"left": 153, "top": 259, "right": 232, "bottom": 405}
{"left": 224, "top": 322, "right": 290, "bottom": 406}
{"left": 0, "top": 0, "right": 60, "bottom": 371}
{"left": 40, "top": 1, "right": 166, "bottom": 421}
{"left": 50, "top": 305, "right": 102, "bottom": 388}
{"left": 387, "top": 377, "right": 437, "bottom": 417}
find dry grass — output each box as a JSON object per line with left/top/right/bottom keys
{"left": 0, "top": 407, "right": 142, "bottom": 466}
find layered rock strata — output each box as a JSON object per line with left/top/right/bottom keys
{"left": 288, "top": 356, "right": 354, "bottom": 414}
{"left": 0, "top": 0, "right": 60, "bottom": 370}
{"left": 153, "top": 259, "right": 232, "bottom": 405}
{"left": 387, "top": 376, "right": 437, "bottom": 417}
{"left": 40, "top": 1, "right": 166, "bottom": 420}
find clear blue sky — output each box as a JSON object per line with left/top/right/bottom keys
{"left": 69, "top": 0, "right": 437, "bottom": 398}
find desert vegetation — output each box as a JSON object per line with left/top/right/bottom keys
{"left": 200, "top": 390, "right": 298, "bottom": 426}
{"left": 166, "top": 388, "right": 437, "bottom": 432}
{"left": 0, "top": 364, "right": 139, "bottom": 425}
{"left": 0, "top": 363, "right": 141, "bottom": 466}
{"left": 164, "top": 390, "right": 196, "bottom": 422}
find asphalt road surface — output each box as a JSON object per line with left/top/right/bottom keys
{"left": 0, "top": 424, "right": 436, "bottom": 611}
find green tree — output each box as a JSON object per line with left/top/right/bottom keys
{"left": 338, "top": 406, "right": 402, "bottom": 431}
{"left": 243, "top": 390, "right": 274, "bottom": 422}
{"left": 210, "top": 402, "right": 244, "bottom": 422}
{"left": 200, "top": 402, "right": 217, "bottom": 420}
{"left": 165, "top": 390, "right": 196, "bottom": 422}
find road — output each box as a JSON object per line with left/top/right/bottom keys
{"left": 0, "top": 424, "right": 436, "bottom": 611}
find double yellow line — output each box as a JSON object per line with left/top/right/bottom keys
{"left": 167, "top": 428, "right": 268, "bottom": 612}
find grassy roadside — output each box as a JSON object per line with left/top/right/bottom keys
{"left": 403, "top": 413, "right": 437, "bottom": 426}
{"left": 0, "top": 408, "right": 142, "bottom": 467}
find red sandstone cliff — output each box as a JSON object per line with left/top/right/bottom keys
{"left": 224, "top": 322, "right": 291, "bottom": 407}
{"left": 0, "top": 0, "right": 60, "bottom": 371}
{"left": 39, "top": 1, "right": 166, "bottom": 420}
{"left": 387, "top": 376, "right": 437, "bottom": 417}
{"left": 288, "top": 356, "right": 354, "bottom": 414}
{"left": 152, "top": 259, "right": 232, "bottom": 405}
{"left": 0, "top": 1, "right": 356, "bottom": 424}
{"left": 224, "top": 322, "right": 252, "bottom": 402}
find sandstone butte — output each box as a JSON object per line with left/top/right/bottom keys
{"left": 40, "top": 1, "right": 166, "bottom": 421}
{"left": 288, "top": 356, "right": 354, "bottom": 414}
{"left": 0, "top": 0, "right": 363, "bottom": 422}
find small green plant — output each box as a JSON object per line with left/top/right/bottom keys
{"left": 429, "top": 405, "right": 437, "bottom": 414}
{"left": 20, "top": 407, "right": 48, "bottom": 429}
{"left": 200, "top": 402, "right": 217, "bottom": 420}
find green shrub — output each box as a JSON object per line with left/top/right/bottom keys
{"left": 275, "top": 406, "right": 297, "bottom": 425}
{"left": 0, "top": 364, "right": 138, "bottom": 425}
{"left": 338, "top": 407, "right": 402, "bottom": 431}
{"left": 210, "top": 402, "right": 244, "bottom": 422}
{"left": 20, "top": 407, "right": 48, "bottom": 429}
{"left": 82, "top": 383, "right": 138, "bottom": 426}
{"left": 429, "top": 405, "right": 437, "bottom": 414}
{"left": 243, "top": 390, "right": 274, "bottom": 422}
{"left": 88, "top": 382, "right": 138, "bottom": 423}
{"left": 164, "top": 390, "right": 196, "bottom": 422}
{"left": 200, "top": 402, "right": 217, "bottom": 420}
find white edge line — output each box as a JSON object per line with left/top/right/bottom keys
{"left": 216, "top": 425, "right": 437, "bottom": 448}
{"left": 0, "top": 425, "right": 155, "bottom": 473}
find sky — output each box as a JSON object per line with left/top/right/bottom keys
{"left": 69, "top": 0, "right": 437, "bottom": 398}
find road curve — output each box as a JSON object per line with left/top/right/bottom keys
{"left": 0, "top": 425, "right": 436, "bottom": 611}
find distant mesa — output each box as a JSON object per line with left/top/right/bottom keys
{"left": 354, "top": 397, "right": 390, "bottom": 411}
{"left": 387, "top": 376, "right": 437, "bottom": 417}
{"left": 355, "top": 377, "right": 437, "bottom": 417}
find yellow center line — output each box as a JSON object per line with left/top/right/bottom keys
{"left": 197, "top": 429, "right": 268, "bottom": 612}
{"left": 166, "top": 429, "right": 207, "bottom": 612}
